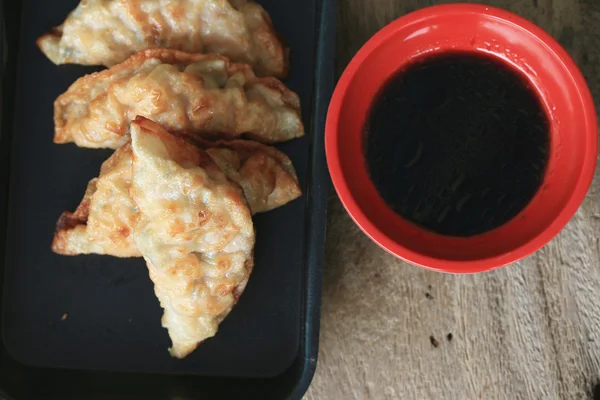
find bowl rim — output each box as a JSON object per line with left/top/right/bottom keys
{"left": 325, "top": 3, "right": 598, "bottom": 273}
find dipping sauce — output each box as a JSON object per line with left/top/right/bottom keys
{"left": 364, "top": 52, "right": 550, "bottom": 237}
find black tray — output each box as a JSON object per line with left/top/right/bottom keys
{"left": 0, "top": 0, "right": 334, "bottom": 398}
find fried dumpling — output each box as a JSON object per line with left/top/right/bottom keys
{"left": 52, "top": 143, "right": 140, "bottom": 257}
{"left": 129, "top": 116, "right": 255, "bottom": 358}
{"left": 51, "top": 118, "right": 301, "bottom": 257}
{"left": 37, "top": 0, "right": 288, "bottom": 78}
{"left": 195, "top": 138, "right": 301, "bottom": 214}
{"left": 54, "top": 49, "right": 303, "bottom": 149}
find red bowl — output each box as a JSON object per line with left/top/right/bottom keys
{"left": 325, "top": 4, "right": 597, "bottom": 273}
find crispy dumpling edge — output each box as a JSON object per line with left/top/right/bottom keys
{"left": 53, "top": 49, "right": 302, "bottom": 146}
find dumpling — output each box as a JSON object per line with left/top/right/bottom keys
{"left": 52, "top": 143, "right": 140, "bottom": 257}
{"left": 52, "top": 118, "right": 301, "bottom": 257}
{"left": 195, "top": 138, "right": 301, "bottom": 214}
{"left": 37, "top": 0, "right": 288, "bottom": 78}
{"left": 129, "top": 116, "right": 255, "bottom": 358}
{"left": 54, "top": 49, "right": 303, "bottom": 149}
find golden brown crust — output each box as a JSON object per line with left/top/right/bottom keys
{"left": 54, "top": 49, "right": 303, "bottom": 148}
{"left": 37, "top": 0, "right": 288, "bottom": 77}
{"left": 51, "top": 212, "right": 88, "bottom": 255}
{"left": 36, "top": 27, "right": 64, "bottom": 65}
{"left": 51, "top": 178, "right": 100, "bottom": 255}
{"left": 130, "top": 117, "right": 255, "bottom": 358}
{"left": 51, "top": 144, "right": 141, "bottom": 258}
{"left": 234, "top": 1, "right": 289, "bottom": 78}
{"left": 52, "top": 118, "right": 301, "bottom": 257}
{"left": 197, "top": 138, "right": 301, "bottom": 213}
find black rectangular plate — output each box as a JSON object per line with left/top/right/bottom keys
{"left": 0, "top": 0, "right": 334, "bottom": 398}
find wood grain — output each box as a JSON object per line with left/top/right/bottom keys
{"left": 305, "top": 1, "right": 600, "bottom": 399}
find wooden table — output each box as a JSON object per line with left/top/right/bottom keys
{"left": 305, "top": 1, "right": 600, "bottom": 399}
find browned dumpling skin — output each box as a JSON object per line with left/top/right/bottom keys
{"left": 54, "top": 49, "right": 303, "bottom": 149}
{"left": 37, "top": 0, "right": 288, "bottom": 78}
{"left": 196, "top": 138, "right": 301, "bottom": 214}
{"left": 129, "top": 117, "right": 255, "bottom": 358}
{"left": 52, "top": 143, "right": 140, "bottom": 257}
{"left": 51, "top": 119, "right": 301, "bottom": 257}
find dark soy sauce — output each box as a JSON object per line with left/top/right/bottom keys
{"left": 364, "top": 52, "right": 550, "bottom": 237}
